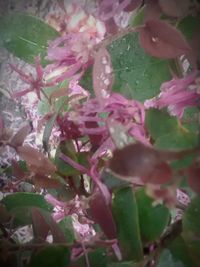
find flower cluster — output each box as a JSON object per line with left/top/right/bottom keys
{"left": 145, "top": 71, "right": 200, "bottom": 117}
{"left": 58, "top": 92, "right": 147, "bottom": 159}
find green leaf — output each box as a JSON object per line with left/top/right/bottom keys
{"left": 154, "top": 130, "right": 198, "bottom": 150}
{"left": 182, "top": 196, "right": 200, "bottom": 241}
{"left": 145, "top": 109, "right": 178, "bottom": 141}
{"left": 59, "top": 216, "right": 75, "bottom": 245}
{"left": 42, "top": 113, "right": 57, "bottom": 152}
{"left": 75, "top": 248, "right": 107, "bottom": 267}
{"left": 186, "top": 240, "right": 200, "bottom": 266}
{"left": 182, "top": 107, "right": 200, "bottom": 132}
{"left": 157, "top": 249, "right": 185, "bottom": 267}
{"left": 168, "top": 237, "right": 197, "bottom": 267}
{"left": 178, "top": 16, "right": 200, "bottom": 40}
{"left": 37, "top": 80, "right": 69, "bottom": 115}
{"left": 80, "top": 33, "right": 171, "bottom": 101}
{"left": 136, "top": 188, "right": 170, "bottom": 242}
{"left": 112, "top": 186, "right": 143, "bottom": 261}
{"left": 101, "top": 171, "right": 129, "bottom": 191}
{"left": 29, "top": 245, "right": 70, "bottom": 267}
{"left": 1, "top": 193, "right": 52, "bottom": 227}
{"left": 54, "top": 141, "right": 88, "bottom": 176}
{"left": 0, "top": 13, "right": 59, "bottom": 65}
{"left": 108, "top": 32, "right": 171, "bottom": 102}
{"left": 129, "top": 5, "right": 145, "bottom": 27}
{"left": 1, "top": 192, "right": 52, "bottom": 211}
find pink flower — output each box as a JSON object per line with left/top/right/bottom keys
{"left": 45, "top": 33, "right": 94, "bottom": 83}
{"left": 10, "top": 57, "right": 55, "bottom": 99}
{"left": 58, "top": 92, "right": 148, "bottom": 157}
{"left": 45, "top": 3, "right": 106, "bottom": 83}
{"left": 75, "top": 92, "right": 146, "bottom": 143}
{"left": 144, "top": 71, "right": 200, "bottom": 117}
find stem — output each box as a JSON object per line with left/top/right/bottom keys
{"left": 41, "top": 88, "right": 51, "bottom": 105}
{"left": 60, "top": 153, "right": 89, "bottom": 174}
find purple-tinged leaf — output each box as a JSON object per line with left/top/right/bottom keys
{"left": 10, "top": 123, "right": 32, "bottom": 148}
{"left": 139, "top": 19, "right": 191, "bottom": 59}
{"left": 17, "top": 145, "right": 56, "bottom": 175}
{"left": 108, "top": 142, "right": 198, "bottom": 180}
{"left": 141, "top": 162, "right": 172, "bottom": 185}
{"left": 159, "top": 0, "right": 190, "bottom": 18}
{"left": 31, "top": 207, "right": 50, "bottom": 241}
{"left": 36, "top": 209, "right": 66, "bottom": 242}
{"left": 93, "top": 47, "right": 113, "bottom": 103}
{"left": 34, "top": 175, "right": 62, "bottom": 189}
{"left": 11, "top": 159, "right": 26, "bottom": 180}
{"left": 89, "top": 190, "right": 117, "bottom": 239}
{"left": 120, "top": 0, "right": 142, "bottom": 12}
{"left": 144, "top": 0, "right": 161, "bottom": 21}
{"left": 112, "top": 186, "right": 143, "bottom": 261}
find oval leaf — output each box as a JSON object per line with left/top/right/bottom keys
{"left": 159, "top": 0, "right": 190, "bottom": 17}
{"left": 29, "top": 245, "right": 70, "bottom": 267}
{"left": 17, "top": 145, "right": 56, "bottom": 175}
{"left": 182, "top": 196, "right": 200, "bottom": 241}
{"left": 112, "top": 186, "right": 143, "bottom": 261}
{"left": 33, "top": 209, "right": 66, "bottom": 243}
{"left": 139, "top": 19, "right": 191, "bottom": 58}
{"left": 89, "top": 190, "right": 117, "bottom": 239}
{"left": 1, "top": 192, "right": 52, "bottom": 227}
{"left": 136, "top": 188, "right": 170, "bottom": 242}
{"left": 31, "top": 207, "right": 50, "bottom": 241}
{"left": 10, "top": 123, "right": 31, "bottom": 148}
{"left": 81, "top": 32, "right": 171, "bottom": 102}
{"left": 0, "top": 13, "right": 59, "bottom": 65}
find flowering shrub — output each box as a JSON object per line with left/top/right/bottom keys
{"left": 0, "top": 1, "right": 200, "bottom": 267}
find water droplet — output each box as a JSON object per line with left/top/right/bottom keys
{"left": 135, "top": 80, "right": 139, "bottom": 85}
{"left": 104, "top": 79, "right": 110, "bottom": 86}
{"left": 102, "top": 57, "right": 107, "bottom": 64}
{"left": 105, "top": 65, "right": 111, "bottom": 74}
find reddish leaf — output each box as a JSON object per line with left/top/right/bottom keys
{"left": 41, "top": 210, "right": 66, "bottom": 242}
{"left": 147, "top": 185, "right": 177, "bottom": 207}
{"left": 34, "top": 175, "right": 62, "bottom": 189}
{"left": 11, "top": 159, "right": 26, "bottom": 179}
{"left": 108, "top": 143, "right": 159, "bottom": 178}
{"left": 10, "top": 123, "right": 32, "bottom": 148}
{"left": 145, "top": 0, "right": 161, "bottom": 21}
{"left": 119, "top": 0, "right": 142, "bottom": 12}
{"left": 142, "top": 162, "right": 172, "bottom": 184}
{"left": 139, "top": 19, "right": 191, "bottom": 59}
{"left": 17, "top": 145, "right": 56, "bottom": 175}
{"left": 89, "top": 190, "right": 117, "bottom": 239}
{"left": 188, "top": 163, "right": 200, "bottom": 195}
{"left": 108, "top": 142, "right": 197, "bottom": 179}
{"left": 159, "top": 0, "right": 190, "bottom": 17}
{"left": 32, "top": 208, "right": 66, "bottom": 242}
{"left": 93, "top": 47, "right": 113, "bottom": 102}
{"left": 31, "top": 207, "right": 50, "bottom": 241}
